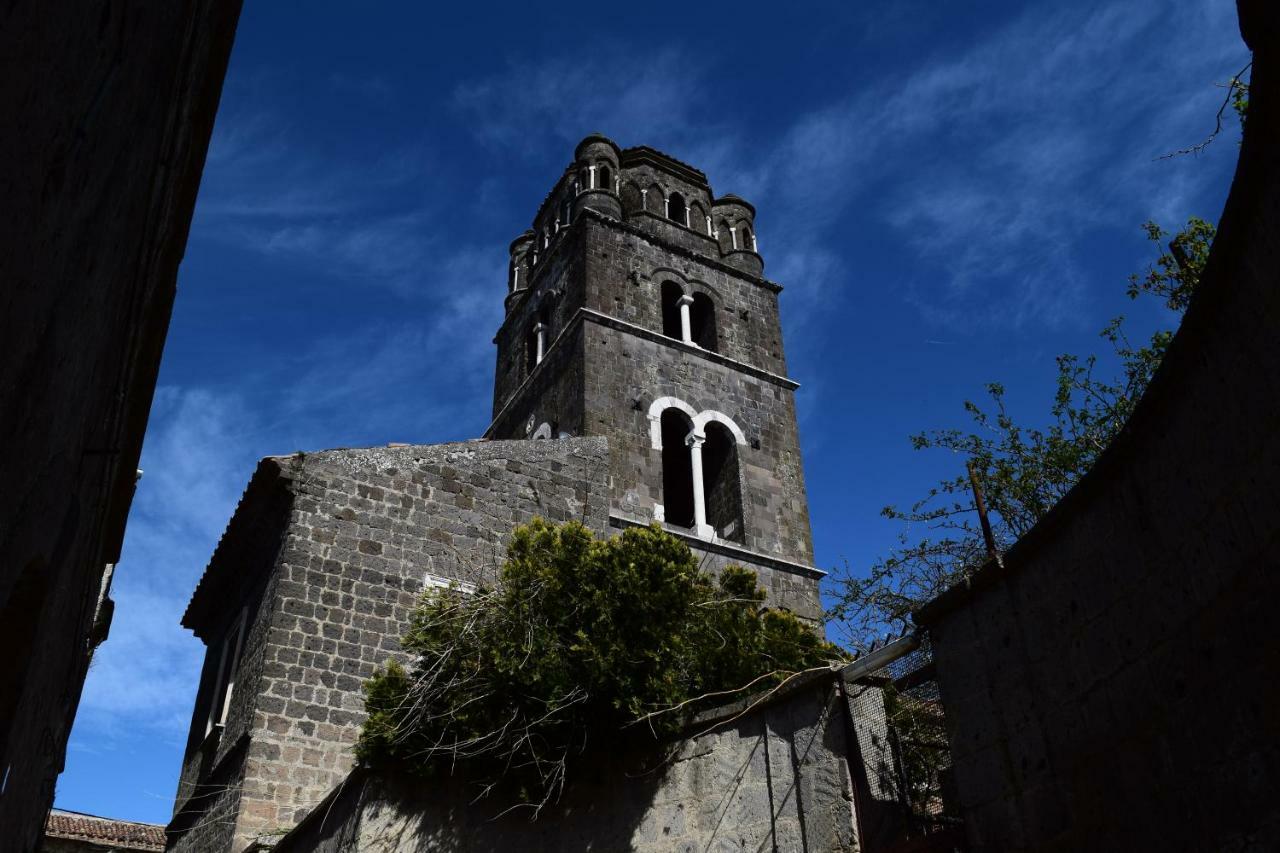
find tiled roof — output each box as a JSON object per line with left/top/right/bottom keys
{"left": 45, "top": 809, "right": 166, "bottom": 851}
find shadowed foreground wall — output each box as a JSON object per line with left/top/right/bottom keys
{"left": 0, "top": 2, "right": 241, "bottom": 850}
{"left": 915, "top": 5, "right": 1280, "bottom": 851}
{"left": 268, "top": 664, "right": 919, "bottom": 853}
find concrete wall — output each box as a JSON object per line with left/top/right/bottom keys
{"left": 168, "top": 438, "right": 611, "bottom": 852}
{"left": 272, "top": 672, "right": 867, "bottom": 853}
{"left": 0, "top": 2, "right": 240, "bottom": 849}
{"left": 915, "top": 7, "right": 1280, "bottom": 851}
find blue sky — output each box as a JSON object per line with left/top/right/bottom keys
{"left": 56, "top": 0, "right": 1246, "bottom": 824}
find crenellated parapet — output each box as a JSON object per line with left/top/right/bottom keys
{"left": 506, "top": 135, "right": 765, "bottom": 317}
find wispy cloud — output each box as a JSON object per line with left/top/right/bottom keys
{"left": 756, "top": 0, "right": 1245, "bottom": 330}
{"left": 78, "top": 389, "right": 253, "bottom": 738}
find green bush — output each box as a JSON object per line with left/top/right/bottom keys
{"left": 357, "top": 519, "right": 842, "bottom": 810}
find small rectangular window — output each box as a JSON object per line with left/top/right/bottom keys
{"left": 205, "top": 607, "right": 247, "bottom": 736}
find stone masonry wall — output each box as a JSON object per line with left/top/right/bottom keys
{"left": 915, "top": 11, "right": 1280, "bottom": 851}
{"left": 585, "top": 325, "right": 812, "bottom": 566}
{"left": 581, "top": 215, "right": 788, "bottom": 376}
{"left": 171, "top": 438, "right": 611, "bottom": 851}
{"left": 271, "top": 671, "right": 865, "bottom": 853}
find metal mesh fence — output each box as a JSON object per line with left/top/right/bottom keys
{"left": 841, "top": 635, "right": 966, "bottom": 853}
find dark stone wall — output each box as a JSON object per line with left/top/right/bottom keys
{"left": 915, "top": 9, "right": 1280, "bottom": 850}
{"left": 169, "top": 439, "right": 612, "bottom": 851}
{"left": 0, "top": 2, "right": 240, "bottom": 849}
{"left": 579, "top": 215, "right": 787, "bottom": 375}
{"left": 584, "top": 325, "right": 812, "bottom": 567}
{"left": 270, "top": 670, "right": 865, "bottom": 853}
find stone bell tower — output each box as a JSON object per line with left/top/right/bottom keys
{"left": 487, "top": 134, "right": 821, "bottom": 616}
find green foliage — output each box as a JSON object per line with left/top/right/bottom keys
{"left": 831, "top": 218, "right": 1215, "bottom": 649}
{"left": 357, "top": 519, "right": 842, "bottom": 811}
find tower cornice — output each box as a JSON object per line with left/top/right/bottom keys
{"left": 485, "top": 305, "right": 799, "bottom": 440}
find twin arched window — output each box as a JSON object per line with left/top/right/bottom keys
{"left": 659, "top": 282, "right": 717, "bottom": 352}
{"left": 668, "top": 192, "right": 688, "bottom": 227}
{"left": 524, "top": 305, "right": 551, "bottom": 377}
{"left": 650, "top": 400, "right": 746, "bottom": 543}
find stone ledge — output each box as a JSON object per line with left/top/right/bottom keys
{"left": 608, "top": 511, "right": 825, "bottom": 579}
{"left": 486, "top": 306, "right": 798, "bottom": 438}
{"left": 579, "top": 308, "right": 800, "bottom": 390}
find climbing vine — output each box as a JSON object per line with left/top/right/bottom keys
{"left": 357, "top": 519, "right": 843, "bottom": 814}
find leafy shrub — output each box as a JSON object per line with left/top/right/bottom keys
{"left": 357, "top": 519, "right": 841, "bottom": 811}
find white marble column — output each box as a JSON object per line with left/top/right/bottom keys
{"left": 534, "top": 322, "right": 547, "bottom": 363}
{"left": 677, "top": 294, "right": 694, "bottom": 345}
{"left": 686, "top": 432, "right": 713, "bottom": 539}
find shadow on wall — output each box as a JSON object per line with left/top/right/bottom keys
{"left": 271, "top": 672, "right": 874, "bottom": 853}
{"left": 915, "top": 3, "right": 1280, "bottom": 851}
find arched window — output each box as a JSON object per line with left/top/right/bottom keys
{"left": 690, "top": 292, "right": 717, "bottom": 351}
{"left": 660, "top": 409, "right": 696, "bottom": 529}
{"left": 669, "top": 192, "right": 687, "bottom": 226}
{"left": 524, "top": 307, "right": 550, "bottom": 376}
{"left": 702, "top": 422, "right": 744, "bottom": 542}
{"left": 689, "top": 202, "right": 708, "bottom": 234}
{"left": 661, "top": 281, "right": 684, "bottom": 340}
{"left": 646, "top": 185, "right": 665, "bottom": 215}
{"left": 717, "top": 218, "right": 734, "bottom": 253}
{"left": 561, "top": 199, "right": 572, "bottom": 227}
{"left": 739, "top": 224, "right": 754, "bottom": 252}
{"left": 621, "top": 183, "right": 642, "bottom": 216}
{"left": 598, "top": 164, "right": 612, "bottom": 191}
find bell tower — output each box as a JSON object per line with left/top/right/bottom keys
{"left": 488, "top": 134, "right": 821, "bottom": 616}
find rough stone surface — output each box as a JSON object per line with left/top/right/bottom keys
{"left": 167, "top": 439, "right": 611, "bottom": 852}
{"left": 271, "top": 674, "right": 862, "bottom": 853}
{"left": 168, "top": 137, "right": 824, "bottom": 850}
{"left": 915, "top": 15, "right": 1280, "bottom": 852}
{"left": 0, "top": 2, "right": 241, "bottom": 849}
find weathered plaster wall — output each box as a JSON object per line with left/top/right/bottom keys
{"left": 915, "top": 8, "right": 1280, "bottom": 850}
{"left": 168, "top": 438, "right": 611, "bottom": 852}
{"left": 0, "top": 2, "right": 240, "bottom": 848}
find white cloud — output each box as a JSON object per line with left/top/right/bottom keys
{"left": 755, "top": 0, "right": 1246, "bottom": 330}
{"left": 78, "top": 389, "right": 254, "bottom": 737}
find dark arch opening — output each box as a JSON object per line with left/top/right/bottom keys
{"left": 647, "top": 186, "right": 665, "bottom": 215}
{"left": 661, "top": 409, "right": 695, "bottom": 528}
{"left": 690, "top": 292, "right": 717, "bottom": 351}
{"left": 717, "top": 218, "right": 734, "bottom": 253}
{"left": 661, "top": 281, "right": 683, "bottom": 340}
{"left": 703, "top": 423, "right": 744, "bottom": 542}
{"left": 690, "top": 202, "right": 708, "bottom": 234}
{"left": 669, "top": 192, "right": 687, "bottom": 225}
{"left": 598, "top": 163, "right": 612, "bottom": 191}
{"left": 739, "top": 224, "right": 753, "bottom": 251}
{"left": 621, "top": 183, "right": 642, "bottom": 216}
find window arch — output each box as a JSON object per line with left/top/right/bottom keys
{"left": 668, "top": 192, "right": 688, "bottom": 226}
{"left": 660, "top": 281, "right": 684, "bottom": 340}
{"left": 738, "top": 223, "right": 754, "bottom": 252}
{"left": 598, "top": 163, "right": 612, "bottom": 192}
{"left": 646, "top": 185, "right": 665, "bottom": 215}
{"left": 524, "top": 305, "right": 551, "bottom": 376}
{"left": 647, "top": 398, "right": 748, "bottom": 540}
{"left": 531, "top": 422, "right": 553, "bottom": 440}
{"left": 689, "top": 292, "right": 717, "bottom": 351}
{"left": 716, "top": 218, "right": 734, "bottom": 252}
{"left": 702, "top": 422, "right": 744, "bottom": 542}
{"left": 620, "top": 183, "right": 642, "bottom": 216}
{"left": 660, "top": 409, "right": 696, "bottom": 529}
{"left": 689, "top": 202, "right": 708, "bottom": 234}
